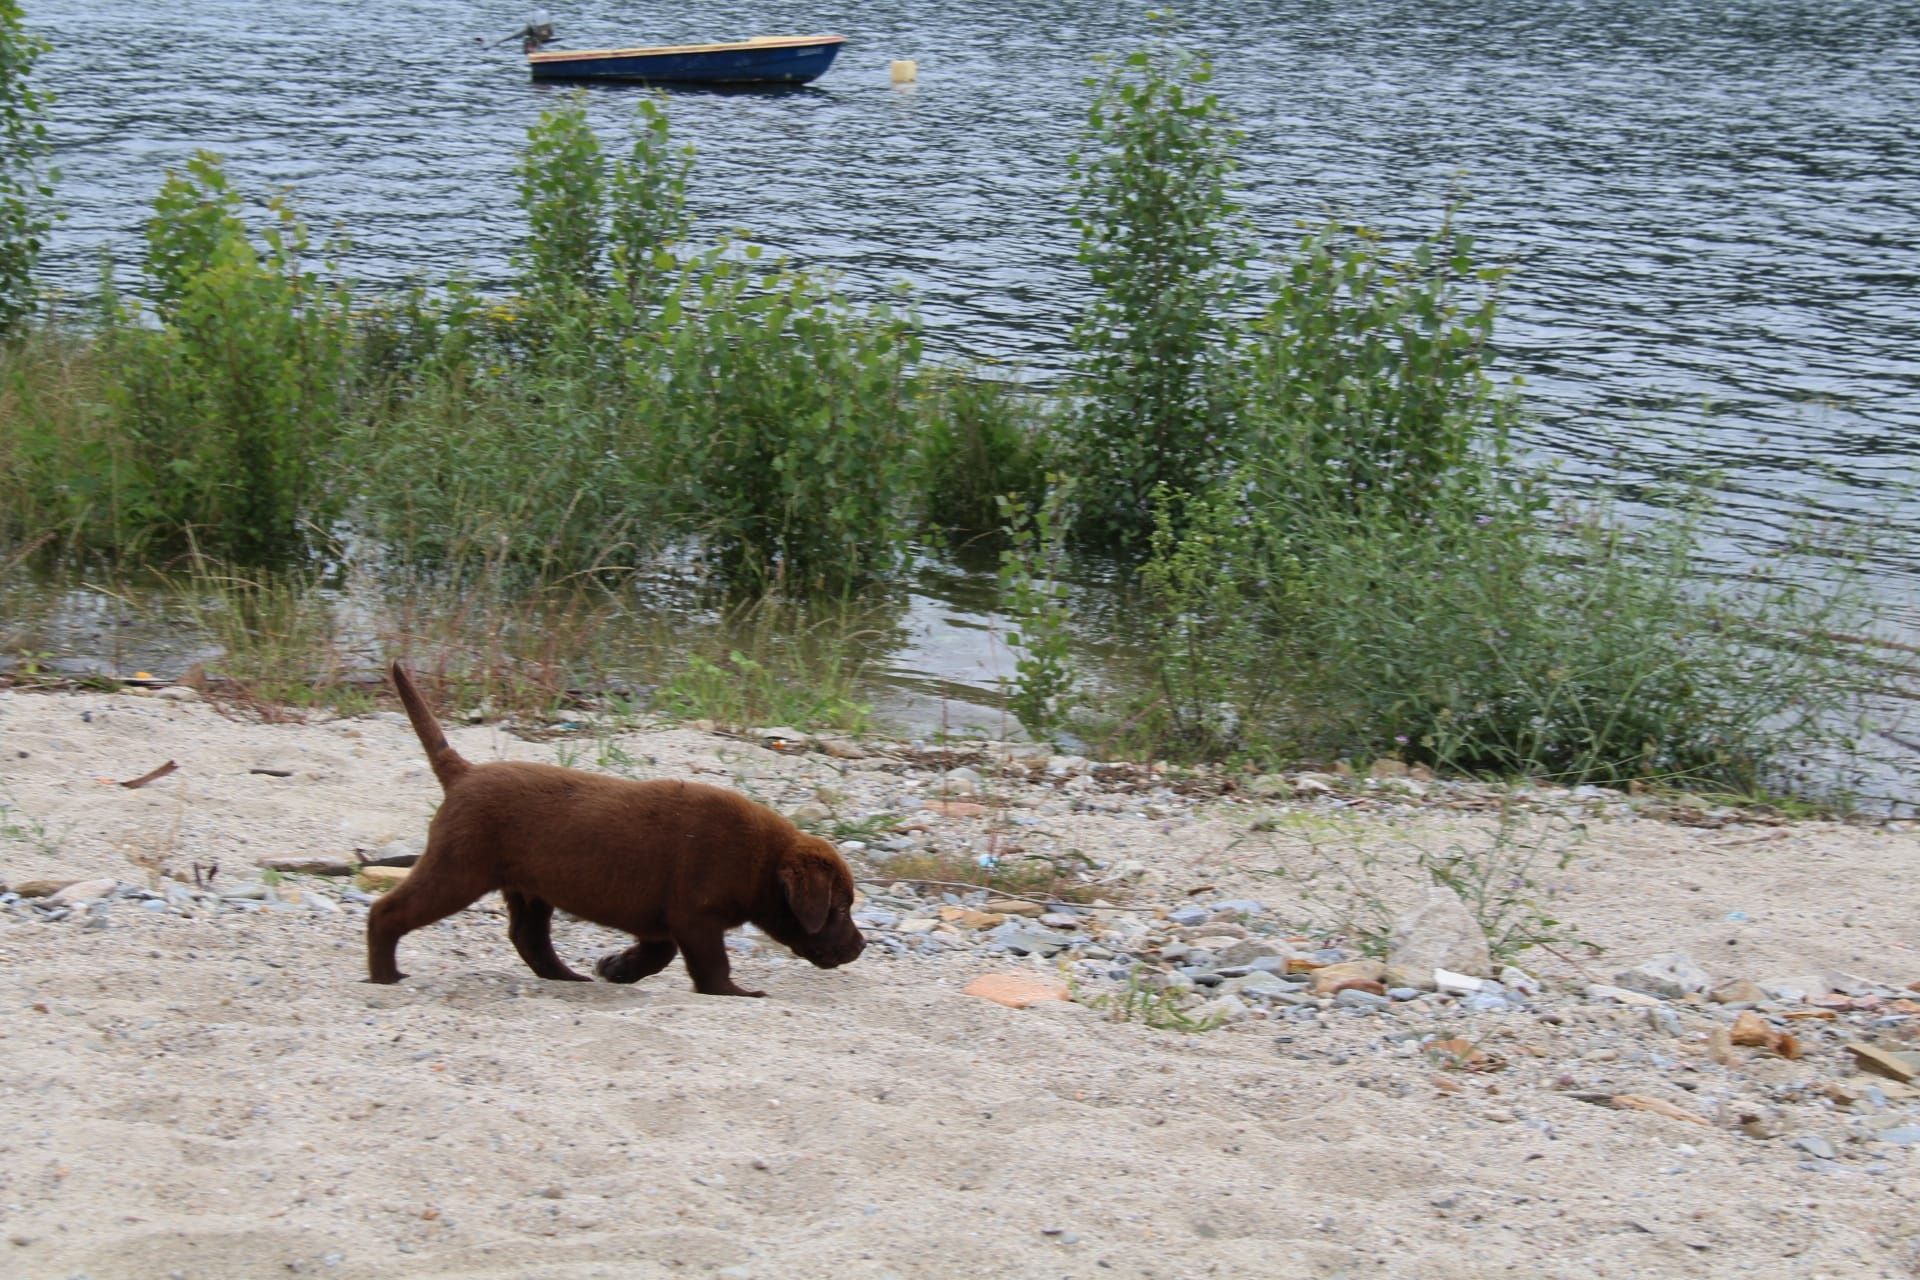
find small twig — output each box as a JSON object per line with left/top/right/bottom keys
{"left": 1537, "top": 940, "right": 1604, "bottom": 983}
{"left": 248, "top": 768, "right": 294, "bottom": 778}
{"left": 119, "top": 760, "right": 178, "bottom": 789}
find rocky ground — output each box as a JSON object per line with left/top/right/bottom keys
{"left": 1, "top": 683, "right": 1918, "bottom": 1279}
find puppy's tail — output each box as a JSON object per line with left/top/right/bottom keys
{"left": 389, "top": 661, "right": 470, "bottom": 790}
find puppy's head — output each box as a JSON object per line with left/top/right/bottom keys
{"left": 765, "top": 836, "right": 866, "bottom": 970}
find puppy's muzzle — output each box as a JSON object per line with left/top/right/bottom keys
{"left": 804, "top": 925, "right": 866, "bottom": 969}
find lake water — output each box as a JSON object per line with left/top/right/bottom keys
{"left": 25, "top": 0, "right": 1920, "bottom": 760}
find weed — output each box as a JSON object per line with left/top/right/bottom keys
{"left": 1259, "top": 806, "right": 1588, "bottom": 965}
{"left": 1080, "top": 965, "right": 1225, "bottom": 1033}
{"left": 650, "top": 597, "right": 877, "bottom": 733}
{"left": 0, "top": 784, "right": 60, "bottom": 857}
{"left": 880, "top": 848, "right": 1097, "bottom": 904}
{"left": 829, "top": 814, "right": 900, "bottom": 843}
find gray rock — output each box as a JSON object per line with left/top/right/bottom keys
{"left": 1792, "top": 1135, "right": 1837, "bottom": 1161}
{"left": 1461, "top": 992, "right": 1511, "bottom": 1013}
{"left": 1167, "top": 906, "right": 1209, "bottom": 927}
{"left": 853, "top": 909, "right": 899, "bottom": 929}
{"left": 1615, "top": 953, "right": 1713, "bottom": 1000}
{"left": 994, "top": 929, "right": 1066, "bottom": 957}
{"left": 1248, "top": 955, "right": 1294, "bottom": 975}
{"left": 1225, "top": 971, "right": 1298, "bottom": 998}
{"left": 1310, "top": 947, "right": 1348, "bottom": 965}
{"left": 1210, "top": 899, "right": 1265, "bottom": 917}
{"left": 1387, "top": 885, "right": 1493, "bottom": 983}
{"left": 220, "top": 882, "right": 271, "bottom": 901}
{"left": 1335, "top": 988, "right": 1392, "bottom": 1012}
{"left": 1874, "top": 1126, "right": 1920, "bottom": 1146}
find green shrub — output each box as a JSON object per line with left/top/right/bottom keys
{"left": 1125, "top": 486, "right": 1289, "bottom": 762}
{"left": 0, "top": 0, "right": 54, "bottom": 338}
{"left": 657, "top": 247, "right": 920, "bottom": 594}
{"left": 607, "top": 97, "right": 692, "bottom": 311}
{"left": 102, "top": 155, "right": 350, "bottom": 563}
{"left": 915, "top": 367, "right": 1047, "bottom": 536}
{"left": 1245, "top": 214, "right": 1519, "bottom": 521}
{"left": 346, "top": 364, "right": 666, "bottom": 576}
{"left": 517, "top": 94, "right": 606, "bottom": 301}
{"left": 1065, "top": 41, "right": 1249, "bottom": 552}
{"left": 996, "top": 480, "right": 1077, "bottom": 740}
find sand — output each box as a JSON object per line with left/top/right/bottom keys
{"left": 1, "top": 684, "right": 1917, "bottom": 1279}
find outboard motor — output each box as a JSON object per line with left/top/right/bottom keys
{"left": 511, "top": 9, "right": 555, "bottom": 53}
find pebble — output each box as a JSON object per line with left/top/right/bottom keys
{"left": 1387, "top": 987, "right": 1421, "bottom": 1002}
{"left": 1167, "top": 906, "right": 1209, "bottom": 927}
{"left": 1461, "top": 992, "right": 1512, "bottom": 1014}
{"left": 1874, "top": 1126, "right": 1920, "bottom": 1146}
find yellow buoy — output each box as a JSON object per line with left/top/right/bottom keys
{"left": 890, "top": 59, "right": 918, "bottom": 84}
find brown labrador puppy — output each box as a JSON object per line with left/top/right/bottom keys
{"left": 367, "top": 662, "right": 865, "bottom": 994}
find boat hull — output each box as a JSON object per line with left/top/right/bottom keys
{"left": 529, "top": 35, "right": 844, "bottom": 86}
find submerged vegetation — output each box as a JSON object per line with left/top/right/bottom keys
{"left": 0, "top": 5, "right": 1889, "bottom": 805}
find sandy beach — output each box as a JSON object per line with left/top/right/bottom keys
{"left": 1, "top": 683, "right": 1917, "bottom": 1279}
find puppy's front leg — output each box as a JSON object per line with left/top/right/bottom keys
{"left": 675, "top": 929, "right": 764, "bottom": 997}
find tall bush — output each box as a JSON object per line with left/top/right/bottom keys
{"left": 517, "top": 94, "right": 606, "bottom": 301}
{"left": 658, "top": 247, "right": 920, "bottom": 594}
{"left": 1246, "top": 215, "right": 1520, "bottom": 520}
{"left": 607, "top": 97, "right": 692, "bottom": 312}
{"left": 1066, "top": 42, "right": 1249, "bottom": 552}
{"left": 0, "top": 0, "right": 54, "bottom": 337}
{"left": 105, "top": 154, "right": 349, "bottom": 562}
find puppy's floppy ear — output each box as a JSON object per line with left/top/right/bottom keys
{"left": 779, "top": 854, "right": 833, "bottom": 933}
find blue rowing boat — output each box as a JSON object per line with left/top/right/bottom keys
{"left": 527, "top": 34, "right": 845, "bottom": 85}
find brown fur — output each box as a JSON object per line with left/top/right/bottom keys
{"left": 367, "top": 663, "right": 865, "bottom": 994}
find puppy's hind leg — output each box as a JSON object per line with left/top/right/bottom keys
{"left": 504, "top": 890, "right": 590, "bottom": 982}
{"left": 365, "top": 858, "right": 491, "bottom": 984}
{"left": 594, "top": 938, "right": 677, "bottom": 984}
